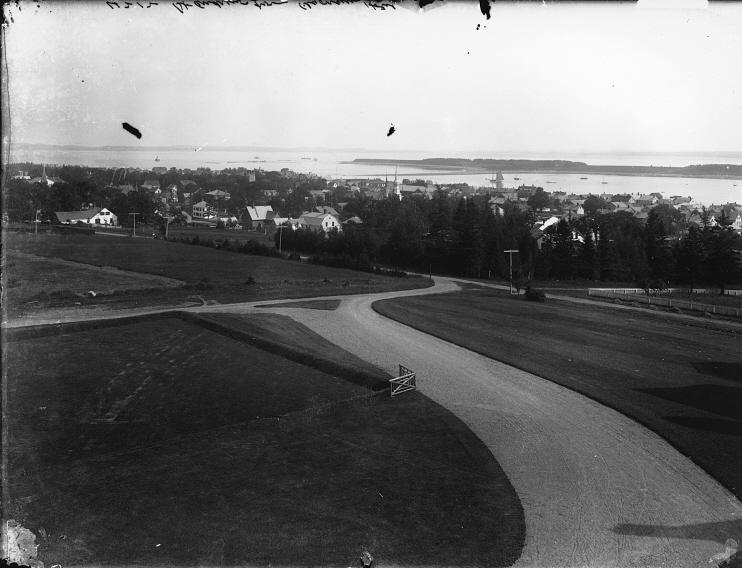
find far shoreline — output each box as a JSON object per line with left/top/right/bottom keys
{"left": 342, "top": 166, "right": 742, "bottom": 181}
{"left": 345, "top": 159, "right": 742, "bottom": 181}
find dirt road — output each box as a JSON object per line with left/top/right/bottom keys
{"left": 230, "top": 281, "right": 742, "bottom": 568}
{"left": 5, "top": 276, "right": 742, "bottom": 566}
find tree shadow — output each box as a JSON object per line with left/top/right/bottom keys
{"left": 663, "top": 416, "right": 742, "bottom": 436}
{"left": 612, "top": 518, "right": 742, "bottom": 545}
{"left": 636, "top": 385, "right": 742, "bottom": 420}
{"left": 691, "top": 362, "right": 742, "bottom": 384}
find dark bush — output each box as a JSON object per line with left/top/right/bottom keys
{"left": 524, "top": 286, "right": 546, "bottom": 302}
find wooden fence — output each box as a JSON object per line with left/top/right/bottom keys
{"left": 588, "top": 288, "right": 741, "bottom": 318}
{"left": 389, "top": 365, "right": 416, "bottom": 397}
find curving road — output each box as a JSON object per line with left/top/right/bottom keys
{"left": 201, "top": 277, "right": 742, "bottom": 567}
{"left": 6, "top": 276, "right": 742, "bottom": 566}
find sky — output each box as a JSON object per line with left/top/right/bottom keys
{"left": 3, "top": 0, "right": 742, "bottom": 155}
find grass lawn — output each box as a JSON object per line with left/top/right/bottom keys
{"left": 182, "top": 312, "right": 391, "bottom": 390}
{"left": 2, "top": 232, "right": 431, "bottom": 314}
{"left": 374, "top": 287, "right": 742, "bottom": 499}
{"left": 3, "top": 314, "right": 524, "bottom": 566}
{"left": 3, "top": 252, "right": 183, "bottom": 304}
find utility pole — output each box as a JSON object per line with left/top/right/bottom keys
{"left": 128, "top": 212, "right": 140, "bottom": 237}
{"left": 276, "top": 224, "right": 286, "bottom": 255}
{"left": 504, "top": 249, "right": 519, "bottom": 295}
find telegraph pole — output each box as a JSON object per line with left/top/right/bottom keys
{"left": 504, "top": 249, "right": 519, "bottom": 295}
{"left": 276, "top": 224, "right": 286, "bottom": 255}
{"left": 128, "top": 212, "right": 140, "bottom": 237}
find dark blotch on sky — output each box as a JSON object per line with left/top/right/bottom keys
{"left": 122, "top": 122, "right": 142, "bottom": 139}
{"left": 480, "top": 0, "right": 491, "bottom": 20}
{"left": 387, "top": 124, "right": 396, "bottom": 137}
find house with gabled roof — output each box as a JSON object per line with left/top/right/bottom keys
{"left": 243, "top": 205, "right": 274, "bottom": 229}
{"left": 634, "top": 194, "right": 658, "bottom": 207}
{"left": 298, "top": 211, "right": 341, "bottom": 233}
{"left": 55, "top": 207, "right": 117, "bottom": 226}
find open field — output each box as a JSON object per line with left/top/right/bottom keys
{"left": 2, "top": 252, "right": 184, "bottom": 303}
{"left": 374, "top": 286, "right": 742, "bottom": 499}
{"left": 3, "top": 312, "right": 524, "bottom": 566}
{"left": 2, "top": 232, "right": 431, "bottom": 314}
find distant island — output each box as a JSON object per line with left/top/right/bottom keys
{"left": 349, "top": 158, "right": 742, "bottom": 180}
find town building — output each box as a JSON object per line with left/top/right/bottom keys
{"left": 192, "top": 200, "right": 215, "bottom": 219}
{"left": 243, "top": 205, "right": 275, "bottom": 229}
{"left": 55, "top": 207, "right": 117, "bottom": 226}
{"left": 298, "top": 211, "right": 342, "bottom": 233}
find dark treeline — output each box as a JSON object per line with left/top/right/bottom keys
{"left": 278, "top": 193, "right": 742, "bottom": 292}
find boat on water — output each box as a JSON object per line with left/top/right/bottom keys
{"left": 601, "top": 181, "right": 608, "bottom": 184}
{"left": 514, "top": 177, "right": 521, "bottom": 180}
{"left": 546, "top": 180, "right": 556, "bottom": 184}
{"left": 155, "top": 156, "right": 160, "bottom": 162}
{"left": 580, "top": 177, "right": 588, "bottom": 180}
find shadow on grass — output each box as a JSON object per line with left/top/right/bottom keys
{"left": 663, "top": 416, "right": 742, "bottom": 436}
{"left": 256, "top": 299, "right": 342, "bottom": 310}
{"left": 692, "top": 362, "right": 742, "bottom": 383}
{"left": 636, "top": 385, "right": 742, "bottom": 420}
{"left": 612, "top": 518, "right": 742, "bottom": 546}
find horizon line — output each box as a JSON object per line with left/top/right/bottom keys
{"left": 10, "top": 143, "right": 742, "bottom": 156}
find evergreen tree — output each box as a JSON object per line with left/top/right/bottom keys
{"left": 644, "top": 208, "right": 673, "bottom": 286}
{"left": 704, "top": 228, "right": 742, "bottom": 294}
{"left": 551, "top": 219, "right": 574, "bottom": 279}
{"left": 578, "top": 227, "right": 599, "bottom": 280}
{"left": 675, "top": 225, "right": 705, "bottom": 291}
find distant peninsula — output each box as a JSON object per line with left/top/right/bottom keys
{"left": 349, "top": 158, "right": 742, "bottom": 180}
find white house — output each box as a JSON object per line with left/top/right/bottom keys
{"left": 298, "top": 211, "right": 341, "bottom": 233}
{"left": 192, "top": 200, "right": 215, "bottom": 219}
{"left": 55, "top": 207, "right": 117, "bottom": 226}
